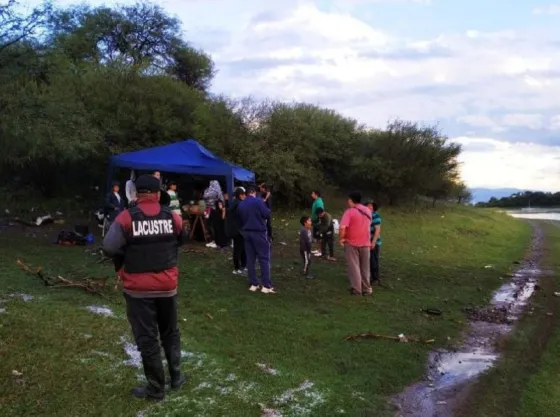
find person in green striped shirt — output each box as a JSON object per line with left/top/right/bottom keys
{"left": 167, "top": 181, "right": 182, "bottom": 217}
{"left": 310, "top": 190, "right": 324, "bottom": 255}
{"left": 366, "top": 199, "right": 382, "bottom": 285}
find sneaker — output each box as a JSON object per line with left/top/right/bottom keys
{"left": 249, "top": 285, "right": 261, "bottom": 292}
{"left": 311, "top": 250, "right": 321, "bottom": 255}
{"left": 313, "top": 252, "right": 323, "bottom": 257}
{"left": 326, "top": 256, "right": 336, "bottom": 262}
{"left": 232, "top": 270, "right": 242, "bottom": 275}
{"left": 206, "top": 242, "right": 217, "bottom": 248}
{"left": 305, "top": 275, "right": 315, "bottom": 280}
{"left": 261, "top": 287, "right": 276, "bottom": 294}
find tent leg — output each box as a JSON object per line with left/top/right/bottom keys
{"left": 225, "top": 172, "right": 234, "bottom": 197}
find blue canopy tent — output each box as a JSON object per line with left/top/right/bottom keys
{"left": 106, "top": 139, "right": 255, "bottom": 196}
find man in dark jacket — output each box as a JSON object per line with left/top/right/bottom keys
{"left": 227, "top": 187, "right": 247, "bottom": 274}
{"left": 105, "top": 181, "right": 125, "bottom": 222}
{"left": 237, "top": 185, "right": 274, "bottom": 293}
{"left": 103, "top": 175, "right": 187, "bottom": 401}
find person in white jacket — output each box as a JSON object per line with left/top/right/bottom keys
{"left": 125, "top": 170, "right": 137, "bottom": 206}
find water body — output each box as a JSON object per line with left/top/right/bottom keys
{"left": 507, "top": 208, "right": 560, "bottom": 221}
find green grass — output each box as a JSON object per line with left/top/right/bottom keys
{"left": 0, "top": 203, "right": 530, "bottom": 417}
{"left": 459, "top": 220, "right": 560, "bottom": 417}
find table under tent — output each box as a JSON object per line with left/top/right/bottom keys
{"left": 105, "top": 139, "right": 255, "bottom": 241}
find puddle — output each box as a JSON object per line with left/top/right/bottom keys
{"left": 86, "top": 305, "right": 116, "bottom": 318}
{"left": 393, "top": 223, "right": 544, "bottom": 416}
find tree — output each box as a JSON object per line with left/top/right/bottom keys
{"left": 0, "top": 0, "right": 52, "bottom": 55}
{"left": 0, "top": 1, "right": 473, "bottom": 204}
{"left": 47, "top": 2, "right": 215, "bottom": 91}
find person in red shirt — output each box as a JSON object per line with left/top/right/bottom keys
{"left": 103, "top": 174, "right": 187, "bottom": 401}
{"left": 339, "top": 191, "right": 372, "bottom": 295}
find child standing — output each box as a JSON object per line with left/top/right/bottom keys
{"left": 299, "top": 216, "right": 314, "bottom": 279}
{"left": 316, "top": 207, "right": 335, "bottom": 261}
{"left": 167, "top": 181, "right": 182, "bottom": 217}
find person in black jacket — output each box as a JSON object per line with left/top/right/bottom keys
{"left": 227, "top": 187, "right": 247, "bottom": 274}
{"left": 104, "top": 181, "right": 125, "bottom": 222}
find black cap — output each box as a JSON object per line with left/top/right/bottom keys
{"left": 135, "top": 175, "right": 161, "bottom": 193}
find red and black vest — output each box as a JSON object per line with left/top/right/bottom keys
{"left": 123, "top": 206, "right": 178, "bottom": 274}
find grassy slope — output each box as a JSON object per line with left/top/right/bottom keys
{"left": 0, "top": 203, "right": 530, "bottom": 417}
{"left": 460, "top": 220, "right": 560, "bottom": 417}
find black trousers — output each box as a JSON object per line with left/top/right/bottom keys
{"left": 124, "top": 294, "right": 182, "bottom": 395}
{"left": 321, "top": 233, "right": 334, "bottom": 257}
{"left": 232, "top": 234, "right": 247, "bottom": 270}
{"left": 301, "top": 251, "right": 311, "bottom": 275}
{"left": 370, "top": 246, "right": 380, "bottom": 283}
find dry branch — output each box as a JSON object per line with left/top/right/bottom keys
{"left": 16, "top": 259, "right": 111, "bottom": 299}
{"left": 344, "top": 332, "right": 435, "bottom": 344}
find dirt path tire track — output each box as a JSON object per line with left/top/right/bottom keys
{"left": 393, "top": 221, "right": 549, "bottom": 417}
{"left": 454, "top": 220, "right": 560, "bottom": 417}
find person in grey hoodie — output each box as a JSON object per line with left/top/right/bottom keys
{"left": 299, "top": 216, "right": 314, "bottom": 279}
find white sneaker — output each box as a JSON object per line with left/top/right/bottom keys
{"left": 249, "top": 285, "right": 260, "bottom": 292}
{"left": 206, "top": 242, "right": 217, "bottom": 248}
{"left": 311, "top": 250, "right": 321, "bottom": 255}
{"left": 232, "top": 270, "right": 242, "bottom": 275}
{"left": 314, "top": 252, "right": 323, "bottom": 257}
{"left": 261, "top": 287, "right": 276, "bottom": 294}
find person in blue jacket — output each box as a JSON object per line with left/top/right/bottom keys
{"left": 237, "top": 185, "right": 274, "bottom": 294}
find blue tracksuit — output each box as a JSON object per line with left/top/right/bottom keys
{"left": 237, "top": 195, "right": 272, "bottom": 288}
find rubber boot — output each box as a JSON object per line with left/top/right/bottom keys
{"left": 132, "top": 357, "right": 166, "bottom": 400}
{"left": 164, "top": 344, "right": 186, "bottom": 390}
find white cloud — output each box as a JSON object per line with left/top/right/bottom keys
{"left": 26, "top": 0, "right": 560, "bottom": 190}
{"left": 550, "top": 115, "right": 560, "bottom": 129}
{"left": 533, "top": 4, "right": 560, "bottom": 15}
{"left": 455, "top": 137, "right": 560, "bottom": 192}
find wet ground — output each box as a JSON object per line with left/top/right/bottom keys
{"left": 393, "top": 222, "right": 544, "bottom": 417}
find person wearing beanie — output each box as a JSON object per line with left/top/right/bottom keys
{"left": 102, "top": 174, "right": 188, "bottom": 401}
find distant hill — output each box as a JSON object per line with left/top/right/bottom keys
{"left": 470, "top": 188, "right": 525, "bottom": 204}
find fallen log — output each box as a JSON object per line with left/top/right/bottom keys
{"left": 16, "top": 259, "right": 111, "bottom": 299}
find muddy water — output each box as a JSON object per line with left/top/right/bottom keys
{"left": 393, "top": 223, "right": 544, "bottom": 417}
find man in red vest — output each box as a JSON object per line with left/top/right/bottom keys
{"left": 103, "top": 174, "right": 187, "bottom": 400}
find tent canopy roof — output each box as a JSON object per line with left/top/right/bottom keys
{"left": 109, "top": 139, "right": 254, "bottom": 182}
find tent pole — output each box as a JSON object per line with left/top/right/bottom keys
{"left": 226, "top": 171, "right": 234, "bottom": 197}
